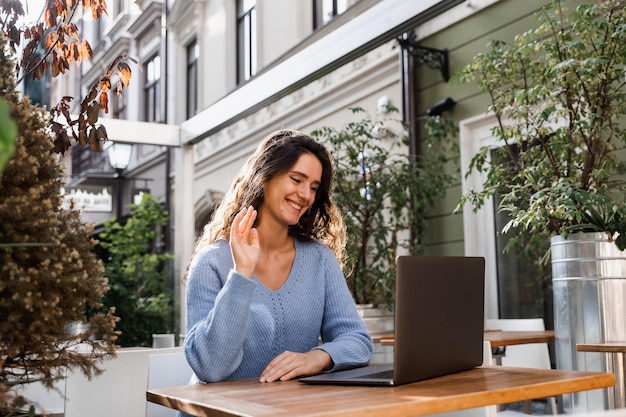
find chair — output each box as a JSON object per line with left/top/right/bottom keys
{"left": 432, "top": 341, "right": 497, "bottom": 417}
{"left": 146, "top": 350, "right": 194, "bottom": 417}
{"left": 485, "top": 318, "right": 557, "bottom": 415}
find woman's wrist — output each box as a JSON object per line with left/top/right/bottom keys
{"left": 311, "top": 349, "right": 333, "bottom": 371}
{"left": 234, "top": 266, "right": 254, "bottom": 279}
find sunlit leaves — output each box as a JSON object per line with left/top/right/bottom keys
{"left": 2, "top": 0, "right": 136, "bottom": 154}
{"left": 118, "top": 62, "right": 132, "bottom": 87}
{"left": 0, "top": 98, "right": 17, "bottom": 176}
{"left": 48, "top": 54, "right": 135, "bottom": 153}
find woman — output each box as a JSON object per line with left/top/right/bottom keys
{"left": 182, "top": 129, "right": 373, "bottom": 389}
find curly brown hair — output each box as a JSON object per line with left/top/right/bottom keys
{"left": 183, "top": 129, "right": 347, "bottom": 282}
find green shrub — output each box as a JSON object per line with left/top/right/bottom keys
{"left": 99, "top": 193, "right": 174, "bottom": 347}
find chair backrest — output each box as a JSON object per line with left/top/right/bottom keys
{"left": 484, "top": 318, "right": 551, "bottom": 369}
{"left": 435, "top": 341, "right": 497, "bottom": 417}
{"left": 64, "top": 347, "right": 183, "bottom": 417}
{"left": 485, "top": 319, "right": 558, "bottom": 415}
{"left": 482, "top": 340, "right": 494, "bottom": 366}
{"left": 146, "top": 350, "right": 193, "bottom": 417}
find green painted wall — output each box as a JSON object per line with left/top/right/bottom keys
{"left": 418, "top": 0, "right": 555, "bottom": 255}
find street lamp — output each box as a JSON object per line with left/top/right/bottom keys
{"left": 106, "top": 142, "right": 133, "bottom": 219}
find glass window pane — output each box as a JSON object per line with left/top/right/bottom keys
{"left": 187, "top": 40, "right": 198, "bottom": 118}
{"left": 237, "top": 0, "right": 256, "bottom": 83}
{"left": 144, "top": 55, "right": 160, "bottom": 122}
{"left": 490, "top": 148, "right": 553, "bottom": 325}
{"left": 242, "top": 0, "right": 255, "bottom": 12}
{"left": 337, "top": 0, "right": 347, "bottom": 14}
{"left": 250, "top": 9, "right": 257, "bottom": 76}
{"left": 323, "top": 0, "right": 333, "bottom": 24}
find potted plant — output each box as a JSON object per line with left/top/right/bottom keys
{"left": 0, "top": 33, "right": 119, "bottom": 414}
{"left": 456, "top": 0, "right": 626, "bottom": 412}
{"left": 0, "top": 0, "right": 136, "bottom": 411}
{"left": 311, "top": 106, "right": 457, "bottom": 328}
{"left": 457, "top": 0, "right": 626, "bottom": 249}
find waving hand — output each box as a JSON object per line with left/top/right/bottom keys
{"left": 229, "top": 206, "right": 260, "bottom": 279}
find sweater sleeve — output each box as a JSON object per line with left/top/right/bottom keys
{"left": 314, "top": 245, "right": 373, "bottom": 371}
{"left": 183, "top": 242, "right": 256, "bottom": 382}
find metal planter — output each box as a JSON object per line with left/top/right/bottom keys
{"left": 551, "top": 232, "right": 626, "bottom": 413}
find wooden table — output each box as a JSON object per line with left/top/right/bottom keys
{"left": 483, "top": 330, "right": 555, "bottom": 348}
{"left": 577, "top": 342, "right": 626, "bottom": 409}
{"left": 369, "top": 332, "right": 394, "bottom": 344}
{"left": 379, "top": 330, "right": 555, "bottom": 348}
{"left": 146, "top": 365, "right": 614, "bottom": 417}
{"left": 484, "top": 330, "right": 555, "bottom": 366}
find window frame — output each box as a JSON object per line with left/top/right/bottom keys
{"left": 459, "top": 114, "right": 501, "bottom": 320}
{"left": 143, "top": 54, "right": 161, "bottom": 123}
{"left": 313, "top": 0, "right": 348, "bottom": 29}
{"left": 236, "top": 0, "right": 257, "bottom": 84}
{"left": 112, "top": 82, "right": 127, "bottom": 120}
{"left": 186, "top": 38, "right": 199, "bottom": 119}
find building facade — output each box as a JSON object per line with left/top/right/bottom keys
{"left": 53, "top": 0, "right": 557, "bottom": 335}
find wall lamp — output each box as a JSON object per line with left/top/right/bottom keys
{"left": 427, "top": 97, "right": 456, "bottom": 117}
{"left": 107, "top": 142, "right": 133, "bottom": 174}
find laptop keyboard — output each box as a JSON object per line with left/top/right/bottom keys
{"left": 355, "top": 369, "right": 394, "bottom": 379}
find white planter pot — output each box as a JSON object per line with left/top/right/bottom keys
{"left": 356, "top": 304, "right": 394, "bottom": 364}
{"left": 356, "top": 304, "right": 394, "bottom": 333}
{"left": 152, "top": 333, "right": 175, "bottom": 348}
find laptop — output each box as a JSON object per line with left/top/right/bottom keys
{"left": 299, "top": 255, "right": 485, "bottom": 386}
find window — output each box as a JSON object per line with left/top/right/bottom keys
{"left": 313, "top": 0, "right": 348, "bottom": 29}
{"left": 94, "top": 15, "right": 105, "bottom": 43}
{"left": 237, "top": 0, "right": 257, "bottom": 84}
{"left": 72, "top": 146, "right": 96, "bottom": 175}
{"left": 186, "top": 39, "right": 199, "bottom": 119}
{"left": 490, "top": 148, "right": 552, "bottom": 322}
{"left": 460, "top": 115, "right": 552, "bottom": 324}
{"left": 112, "top": 83, "right": 127, "bottom": 120}
{"left": 144, "top": 55, "right": 161, "bottom": 122}
{"left": 115, "top": 0, "right": 125, "bottom": 17}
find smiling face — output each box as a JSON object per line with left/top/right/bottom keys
{"left": 259, "top": 152, "right": 323, "bottom": 228}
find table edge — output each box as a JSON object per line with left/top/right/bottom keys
{"left": 146, "top": 366, "right": 615, "bottom": 417}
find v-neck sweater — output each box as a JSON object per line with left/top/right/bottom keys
{"left": 183, "top": 238, "right": 373, "bottom": 383}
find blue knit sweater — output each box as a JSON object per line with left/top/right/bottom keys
{"left": 183, "top": 237, "right": 373, "bottom": 384}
